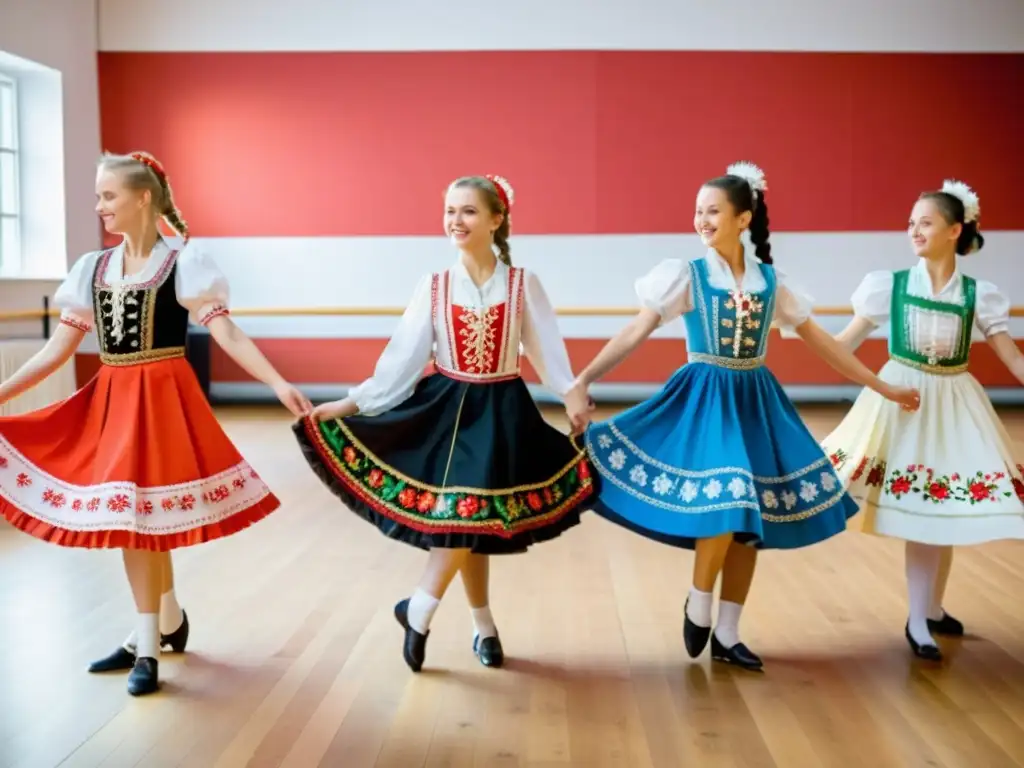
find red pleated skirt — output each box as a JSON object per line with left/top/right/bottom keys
{"left": 0, "top": 357, "right": 279, "bottom": 551}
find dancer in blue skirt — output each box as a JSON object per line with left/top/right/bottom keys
{"left": 566, "top": 161, "right": 921, "bottom": 671}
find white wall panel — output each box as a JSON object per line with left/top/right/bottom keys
{"left": 98, "top": 0, "right": 1024, "bottom": 53}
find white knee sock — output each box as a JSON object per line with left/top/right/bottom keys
{"left": 686, "top": 587, "right": 714, "bottom": 628}
{"left": 471, "top": 606, "right": 498, "bottom": 640}
{"left": 407, "top": 589, "right": 440, "bottom": 635}
{"left": 928, "top": 546, "right": 954, "bottom": 621}
{"left": 714, "top": 600, "right": 744, "bottom": 648}
{"left": 905, "top": 542, "right": 941, "bottom": 646}
{"left": 136, "top": 614, "right": 160, "bottom": 659}
{"left": 159, "top": 589, "right": 184, "bottom": 634}
{"left": 122, "top": 589, "right": 184, "bottom": 651}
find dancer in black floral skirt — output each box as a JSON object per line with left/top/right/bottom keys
{"left": 294, "top": 174, "right": 594, "bottom": 671}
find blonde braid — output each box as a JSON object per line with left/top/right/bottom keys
{"left": 160, "top": 179, "right": 190, "bottom": 243}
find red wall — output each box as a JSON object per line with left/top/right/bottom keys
{"left": 97, "top": 51, "right": 1024, "bottom": 236}
{"left": 88, "top": 50, "right": 1024, "bottom": 390}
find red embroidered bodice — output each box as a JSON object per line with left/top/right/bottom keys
{"left": 431, "top": 267, "right": 525, "bottom": 382}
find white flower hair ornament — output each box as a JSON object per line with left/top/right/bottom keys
{"left": 941, "top": 179, "right": 980, "bottom": 224}
{"left": 485, "top": 174, "right": 515, "bottom": 210}
{"left": 726, "top": 161, "right": 768, "bottom": 198}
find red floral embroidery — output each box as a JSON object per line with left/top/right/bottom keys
{"left": 137, "top": 500, "right": 153, "bottom": 514}
{"left": 179, "top": 494, "right": 195, "bottom": 510}
{"left": 107, "top": 494, "right": 131, "bottom": 513}
{"left": 71, "top": 499, "right": 82, "bottom": 511}
{"left": 456, "top": 496, "right": 480, "bottom": 518}
{"left": 850, "top": 457, "right": 869, "bottom": 482}
{"left": 161, "top": 498, "right": 175, "bottom": 511}
{"left": 87, "top": 498, "right": 100, "bottom": 511}
{"left": 16, "top": 473, "right": 31, "bottom": 487}
{"left": 0, "top": 457, "right": 8, "bottom": 468}
{"left": 316, "top": 421, "right": 593, "bottom": 528}
{"left": 397, "top": 488, "right": 417, "bottom": 509}
{"left": 42, "top": 489, "right": 66, "bottom": 508}
{"left": 877, "top": 464, "right": 1015, "bottom": 505}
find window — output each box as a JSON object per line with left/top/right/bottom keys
{"left": 0, "top": 73, "right": 19, "bottom": 271}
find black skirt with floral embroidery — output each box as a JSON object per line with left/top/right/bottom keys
{"left": 292, "top": 371, "right": 594, "bottom": 554}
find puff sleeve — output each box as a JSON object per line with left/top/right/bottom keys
{"left": 772, "top": 266, "right": 816, "bottom": 331}
{"left": 520, "top": 270, "right": 575, "bottom": 398}
{"left": 174, "top": 242, "right": 231, "bottom": 326}
{"left": 634, "top": 259, "right": 693, "bottom": 325}
{"left": 974, "top": 279, "right": 1011, "bottom": 338}
{"left": 849, "top": 271, "right": 894, "bottom": 328}
{"left": 348, "top": 274, "right": 435, "bottom": 416}
{"left": 53, "top": 251, "right": 101, "bottom": 332}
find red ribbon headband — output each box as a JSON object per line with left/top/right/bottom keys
{"left": 131, "top": 153, "right": 166, "bottom": 180}
{"left": 485, "top": 174, "right": 515, "bottom": 211}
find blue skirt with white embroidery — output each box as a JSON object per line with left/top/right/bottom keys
{"left": 583, "top": 359, "right": 858, "bottom": 550}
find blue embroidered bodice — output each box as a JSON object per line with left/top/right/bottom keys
{"left": 682, "top": 258, "right": 777, "bottom": 362}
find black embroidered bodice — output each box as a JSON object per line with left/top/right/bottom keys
{"left": 91, "top": 248, "right": 189, "bottom": 363}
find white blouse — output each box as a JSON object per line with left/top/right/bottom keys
{"left": 852, "top": 259, "right": 1010, "bottom": 356}
{"left": 349, "top": 259, "right": 576, "bottom": 416}
{"left": 635, "top": 247, "right": 815, "bottom": 331}
{"left": 54, "top": 239, "right": 230, "bottom": 331}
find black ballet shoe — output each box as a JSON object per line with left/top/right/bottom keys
{"left": 905, "top": 624, "right": 943, "bottom": 661}
{"left": 88, "top": 645, "right": 138, "bottom": 673}
{"left": 126, "top": 657, "right": 160, "bottom": 696}
{"left": 710, "top": 633, "right": 764, "bottom": 672}
{"left": 473, "top": 634, "right": 504, "bottom": 668}
{"left": 161, "top": 610, "right": 190, "bottom": 653}
{"left": 394, "top": 598, "right": 428, "bottom": 672}
{"left": 927, "top": 611, "right": 964, "bottom": 637}
{"left": 683, "top": 598, "right": 711, "bottom": 658}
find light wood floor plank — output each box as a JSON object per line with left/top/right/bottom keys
{"left": 2, "top": 404, "right": 1024, "bottom": 767}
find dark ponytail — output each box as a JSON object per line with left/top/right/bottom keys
{"left": 703, "top": 168, "right": 772, "bottom": 264}
{"left": 919, "top": 190, "right": 984, "bottom": 256}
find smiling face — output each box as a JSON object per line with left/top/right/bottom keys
{"left": 443, "top": 185, "right": 503, "bottom": 252}
{"left": 94, "top": 166, "right": 151, "bottom": 236}
{"left": 908, "top": 198, "right": 961, "bottom": 259}
{"left": 694, "top": 185, "right": 752, "bottom": 250}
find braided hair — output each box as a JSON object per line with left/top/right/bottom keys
{"left": 98, "top": 150, "right": 190, "bottom": 243}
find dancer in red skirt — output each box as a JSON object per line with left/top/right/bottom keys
{"left": 0, "top": 151, "right": 311, "bottom": 696}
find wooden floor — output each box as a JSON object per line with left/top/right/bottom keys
{"left": 4, "top": 404, "right": 1024, "bottom": 767}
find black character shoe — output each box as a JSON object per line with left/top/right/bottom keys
{"left": 710, "top": 633, "right": 764, "bottom": 672}
{"left": 905, "top": 623, "right": 943, "bottom": 661}
{"left": 161, "top": 610, "right": 190, "bottom": 653}
{"left": 394, "top": 598, "right": 428, "bottom": 672}
{"left": 683, "top": 598, "right": 711, "bottom": 659}
{"left": 88, "top": 645, "right": 137, "bottom": 673}
{"left": 927, "top": 611, "right": 964, "bottom": 637}
{"left": 473, "top": 634, "right": 504, "bottom": 668}
{"left": 126, "top": 657, "right": 160, "bottom": 696}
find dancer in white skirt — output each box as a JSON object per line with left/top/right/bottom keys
{"left": 822, "top": 180, "right": 1024, "bottom": 661}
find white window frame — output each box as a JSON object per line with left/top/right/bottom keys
{"left": 0, "top": 71, "right": 21, "bottom": 273}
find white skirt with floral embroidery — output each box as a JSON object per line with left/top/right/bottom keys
{"left": 822, "top": 359, "right": 1024, "bottom": 545}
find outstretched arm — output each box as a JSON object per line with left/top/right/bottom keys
{"left": 575, "top": 309, "right": 662, "bottom": 388}
{"left": 205, "top": 316, "right": 312, "bottom": 416}
{"left": 0, "top": 325, "right": 85, "bottom": 405}
{"left": 986, "top": 333, "right": 1024, "bottom": 386}
{"left": 310, "top": 274, "right": 435, "bottom": 422}
{"left": 833, "top": 316, "right": 876, "bottom": 352}
{"left": 794, "top": 318, "right": 919, "bottom": 409}
{"left": 176, "top": 243, "right": 311, "bottom": 417}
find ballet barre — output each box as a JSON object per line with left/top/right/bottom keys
{"left": 2, "top": 304, "right": 1024, "bottom": 328}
